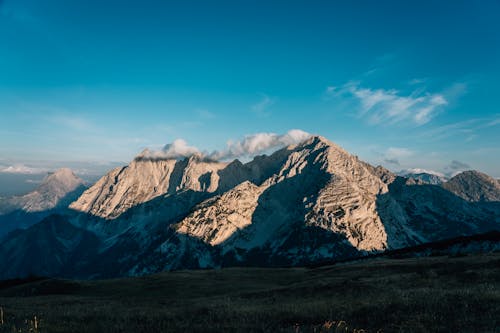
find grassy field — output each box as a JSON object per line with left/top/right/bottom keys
{"left": 0, "top": 253, "right": 499, "bottom": 332}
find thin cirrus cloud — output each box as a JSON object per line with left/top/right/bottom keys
{"left": 251, "top": 94, "right": 275, "bottom": 117}
{"left": 445, "top": 160, "right": 471, "bottom": 176}
{"left": 419, "top": 115, "right": 500, "bottom": 142}
{"left": 137, "top": 129, "right": 311, "bottom": 161}
{"left": 385, "top": 147, "right": 414, "bottom": 158}
{"left": 382, "top": 147, "right": 414, "bottom": 166}
{"left": 326, "top": 82, "right": 448, "bottom": 125}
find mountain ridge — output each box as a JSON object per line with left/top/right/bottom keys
{"left": 0, "top": 136, "right": 498, "bottom": 279}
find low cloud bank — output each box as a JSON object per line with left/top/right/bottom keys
{"left": 209, "top": 129, "right": 310, "bottom": 160}
{"left": 138, "top": 129, "right": 311, "bottom": 161}
{"left": 0, "top": 164, "right": 48, "bottom": 174}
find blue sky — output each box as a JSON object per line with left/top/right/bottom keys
{"left": 0, "top": 0, "right": 499, "bottom": 180}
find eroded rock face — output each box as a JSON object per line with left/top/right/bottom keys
{"left": 69, "top": 155, "right": 227, "bottom": 219}
{"left": 171, "top": 136, "right": 400, "bottom": 257}
{"left": 174, "top": 181, "right": 264, "bottom": 246}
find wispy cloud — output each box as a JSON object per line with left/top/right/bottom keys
{"left": 385, "top": 147, "right": 414, "bottom": 158}
{"left": 17, "top": 103, "right": 96, "bottom": 132}
{"left": 384, "top": 158, "right": 400, "bottom": 166}
{"left": 420, "top": 115, "right": 500, "bottom": 141}
{"left": 0, "top": 164, "right": 48, "bottom": 174}
{"left": 195, "top": 109, "right": 216, "bottom": 120}
{"left": 25, "top": 179, "right": 43, "bottom": 184}
{"left": 408, "top": 78, "right": 427, "bottom": 85}
{"left": 487, "top": 117, "right": 500, "bottom": 127}
{"left": 380, "top": 147, "right": 414, "bottom": 167}
{"left": 444, "top": 160, "right": 471, "bottom": 177}
{"left": 49, "top": 114, "right": 94, "bottom": 131}
{"left": 326, "top": 82, "right": 448, "bottom": 125}
{"left": 251, "top": 94, "right": 275, "bottom": 117}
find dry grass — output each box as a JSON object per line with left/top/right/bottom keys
{"left": 0, "top": 253, "right": 499, "bottom": 332}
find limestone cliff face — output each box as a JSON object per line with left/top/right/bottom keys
{"left": 69, "top": 155, "right": 227, "bottom": 219}
{"left": 303, "top": 138, "right": 391, "bottom": 251}
{"left": 174, "top": 181, "right": 265, "bottom": 246}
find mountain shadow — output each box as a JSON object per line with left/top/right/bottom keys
{"left": 70, "top": 189, "right": 217, "bottom": 278}
{"left": 376, "top": 176, "right": 500, "bottom": 248}
{"left": 0, "top": 214, "right": 101, "bottom": 280}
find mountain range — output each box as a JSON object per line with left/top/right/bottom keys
{"left": 0, "top": 136, "right": 498, "bottom": 279}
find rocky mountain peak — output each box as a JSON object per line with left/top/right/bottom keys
{"left": 4, "top": 168, "right": 86, "bottom": 214}
{"left": 41, "top": 168, "right": 84, "bottom": 191}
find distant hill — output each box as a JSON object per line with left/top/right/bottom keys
{"left": 0, "top": 169, "right": 86, "bottom": 238}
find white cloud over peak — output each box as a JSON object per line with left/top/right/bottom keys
{"left": 137, "top": 129, "right": 311, "bottom": 161}
{"left": 210, "top": 129, "right": 311, "bottom": 160}
{"left": 385, "top": 147, "right": 414, "bottom": 158}
{"left": 138, "top": 139, "right": 200, "bottom": 160}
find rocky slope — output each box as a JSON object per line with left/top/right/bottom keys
{"left": 0, "top": 136, "right": 498, "bottom": 279}
{"left": 442, "top": 170, "right": 500, "bottom": 202}
{"left": 69, "top": 154, "right": 227, "bottom": 219}
{"left": 172, "top": 137, "right": 395, "bottom": 258}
